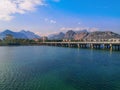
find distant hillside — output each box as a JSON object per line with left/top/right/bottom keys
{"left": 20, "top": 30, "right": 40, "bottom": 39}
{"left": 1, "top": 29, "right": 120, "bottom": 40}
{"left": 48, "top": 32, "right": 65, "bottom": 40}
{"left": 64, "top": 30, "right": 76, "bottom": 40}
{"left": 74, "top": 32, "right": 89, "bottom": 40}
{"left": 85, "top": 31, "right": 120, "bottom": 40}
{"left": 48, "top": 30, "right": 120, "bottom": 40}
{"left": 0, "top": 30, "right": 40, "bottom": 40}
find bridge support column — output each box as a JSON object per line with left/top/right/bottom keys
{"left": 87, "top": 44, "right": 89, "bottom": 48}
{"left": 110, "top": 44, "right": 113, "bottom": 51}
{"left": 68, "top": 43, "right": 70, "bottom": 47}
{"left": 102, "top": 44, "right": 105, "bottom": 49}
{"left": 77, "top": 44, "right": 80, "bottom": 48}
{"left": 90, "top": 44, "right": 93, "bottom": 49}
{"left": 80, "top": 44, "right": 82, "bottom": 48}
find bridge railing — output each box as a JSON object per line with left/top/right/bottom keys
{"left": 43, "top": 41, "right": 120, "bottom": 44}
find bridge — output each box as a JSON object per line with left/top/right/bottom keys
{"left": 42, "top": 41, "right": 120, "bottom": 51}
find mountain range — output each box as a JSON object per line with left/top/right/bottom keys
{"left": 48, "top": 30, "right": 120, "bottom": 40}
{"left": 48, "top": 32, "right": 65, "bottom": 40}
{"left": 0, "top": 29, "right": 120, "bottom": 40}
{"left": 0, "top": 30, "right": 40, "bottom": 40}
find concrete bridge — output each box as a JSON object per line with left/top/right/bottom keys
{"left": 42, "top": 41, "right": 120, "bottom": 51}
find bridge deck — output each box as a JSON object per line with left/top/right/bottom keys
{"left": 43, "top": 42, "right": 120, "bottom": 44}
{"left": 42, "top": 42, "right": 120, "bottom": 51}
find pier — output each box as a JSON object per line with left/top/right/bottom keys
{"left": 42, "top": 41, "right": 120, "bottom": 51}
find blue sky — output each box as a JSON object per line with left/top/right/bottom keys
{"left": 0, "top": 0, "right": 120, "bottom": 35}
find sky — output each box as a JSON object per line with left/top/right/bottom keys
{"left": 0, "top": 0, "right": 120, "bottom": 36}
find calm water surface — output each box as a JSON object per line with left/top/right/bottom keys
{"left": 0, "top": 46, "right": 120, "bottom": 90}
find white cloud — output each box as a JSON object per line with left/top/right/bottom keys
{"left": 0, "top": 0, "right": 44, "bottom": 21}
{"left": 44, "top": 18, "right": 57, "bottom": 24}
{"left": 35, "top": 31, "right": 58, "bottom": 36}
{"left": 50, "top": 20, "right": 56, "bottom": 24}
{"left": 60, "top": 27, "right": 88, "bottom": 32}
{"left": 89, "top": 27, "right": 99, "bottom": 32}
{"left": 60, "top": 27, "right": 99, "bottom": 32}
{"left": 35, "top": 32, "right": 43, "bottom": 36}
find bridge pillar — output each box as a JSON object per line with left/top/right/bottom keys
{"left": 102, "top": 44, "right": 105, "bottom": 49}
{"left": 68, "top": 43, "right": 70, "bottom": 47}
{"left": 87, "top": 44, "right": 89, "bottom": 48}
{"left": 80, "top": 44, "right": 82, "bottom": 48}
{"left": 90, "top": 44, "right": 93, "bottom": 49}
{"left": 110, "top": 44, "right": 113, "bottom": 51}
{"left": 77, "top": 44, "right": 80, "bottom": 48}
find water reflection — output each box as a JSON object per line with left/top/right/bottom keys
{"left": 0, "top": 46, "right": 120, "bottom": 90}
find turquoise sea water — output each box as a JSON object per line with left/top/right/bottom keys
{"left": 0, "top": 46, "right": 120, "bottom": 90}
